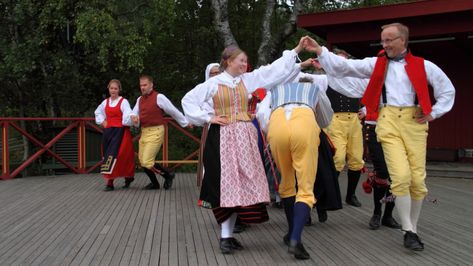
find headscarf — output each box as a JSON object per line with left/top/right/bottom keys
{"left": 205, "top": 63, "right": 220, "bottom": 81}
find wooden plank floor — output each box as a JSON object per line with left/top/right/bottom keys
{"left": 0, "top": 172, "right": 472, "bottom": 265}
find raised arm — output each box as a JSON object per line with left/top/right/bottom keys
{"left": 242, "top": 36, "right": 310, "bottom": 92}
{"left": 280, "top": 58, "right": 319, "bottom": 85}
{"left": 243, "top": 49, "right": 299, "bottom": 92}
{"left": 318, "top": 47, "right": 375, "bottom": 79}
{"left": 304, "top": 37, "right": 375, "bottom": 79}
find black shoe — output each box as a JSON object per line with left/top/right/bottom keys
{"left": 288, "top": 241, "right": 310, "bottom": 260}
{"left": 382, "top": 216, "right": 401, "bottom": 229}
{"left": 123, "top": 178, "right": 134, "bottom": 189}
{"left": 346, "top": 195, "right": 362, "bottom": 207}
{"left": 219, "top": 238, "right": 234, "bottom": 254}
{"left": 369, "top": 214, "right": 381, "bottom": 230}
{"left": 163, "top": 172, "right": 175, "bottom": 190}
{"left": 103, "top": 185, "right": 114, "bottom": 191}
{"left": 229, "top": 237, "right": 243, "bottom": 250}
{"left": 143, "top": 183, "right": 160, "bottom": 190}
{"left": 305, "top": 216, "right": 312, "bottom": 226}
{"left": 283, "top": 234, "right": 290, "bottom": 246}
{"left": 317, "top": 209, "right": 328, "bottom": 223}
{"left": 404, "top": 231, "right": 424, "bottom": 251}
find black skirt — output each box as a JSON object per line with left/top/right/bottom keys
{"left": 199, "top": 124, "right": 269, "bottom": 224}
{"left": 314, "top": 131, "right": 343, "bottom": 211}
{"left": 199, "top": 124, "right": 221, "bottom": 208}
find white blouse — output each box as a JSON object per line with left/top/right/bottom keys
{"left": 131, "top": 93, "right": 189, "bottom": 127}
{"left": 94, "top": 97, "right": 133, "bottom": 126}
{"left": 182, "top": 49, "right": 299, "bottom": 126}
{"left": 317, "top": 46, "right": 455, "bottom": 119}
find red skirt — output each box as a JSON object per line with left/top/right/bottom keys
{"left": 103, "top": 127, "right": 135, "bottom": 180}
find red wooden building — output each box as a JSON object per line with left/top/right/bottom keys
{"left": 298, "top": 0, "right": 473, "bottom": 162}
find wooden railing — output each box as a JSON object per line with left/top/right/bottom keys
{"left": 0, "top": 117, "right": 200, "bottom": 180}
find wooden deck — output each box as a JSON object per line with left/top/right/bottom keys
{"left": 0, "top": 172, "right": 472, "bottom": 265}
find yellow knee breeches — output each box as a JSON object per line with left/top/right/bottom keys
{"left": 326, "top": 112, "right": 364, "bottom": 172}
{"left": 138, "top": 125, "right": 164, "bottom": 169}
{"left": 267, "top": 108, "right": 320, "bottom": 207}
{"left": 376, "top": 106, "right": 428, "bottom": 200}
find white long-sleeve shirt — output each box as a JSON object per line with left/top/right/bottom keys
{"left": 132, "top": 93, "right": 189, "bottom": 127}
{"left": 182, "top": 49, "right": 299, "bottom": 126}
{"left": 317, "top": 46, "right": 455, "bottom": 119}
{"left": 326, "top": 75, "right": 369, "bottom": 98}
{"left": 94, "top": 97, "right": 133, "bottom": 126}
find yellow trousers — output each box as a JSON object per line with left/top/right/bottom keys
{"left": 376, "top": 106, "right": 428, "bottom": 200}
{"left": 326, "top": 112, "right": 364, "bottom": 172}
{"left": 138, "top": 125, "right": 164, "bottom": 169}
{"left": 267, "top": 108, "right": 320, "bottom": 206}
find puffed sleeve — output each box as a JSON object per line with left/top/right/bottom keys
{"left": 94, "top": 99, "right": 107, "bottom": 125}
{"left": 181, "top": 81, "right": 217, "bottom": 126}
{"left": 242, "top": 49, "right": 299, "bottom": 93}
{"left": 120, "top": 99, "right": 133, "bottom": 126}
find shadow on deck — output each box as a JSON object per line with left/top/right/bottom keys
{"left": 0, "top": 172, "right": 472, "bottom": 265}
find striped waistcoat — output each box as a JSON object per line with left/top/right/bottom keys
{"left": 212, "top": 81, "right": 251, "bottom": 123}
{"left": 270, "top": 83, "right": 319, "bottom": 111}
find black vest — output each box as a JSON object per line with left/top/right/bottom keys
{"left": 326, "top": 87, "right": 361, "bottom": 113}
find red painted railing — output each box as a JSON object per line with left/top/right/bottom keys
{"left": 0, "top": 117, "right": 200, "bottom": 180}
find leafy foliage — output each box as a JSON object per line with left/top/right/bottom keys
{"left": 0, "top": 0, "right": 409, "bottom": 174}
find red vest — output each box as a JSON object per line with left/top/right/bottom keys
{"left": 139, "top": 90, "right": 165, "bottom": 127}
{"left": 361, "top": 50, "right": 432, "bottom": 121}
{"left": 104, "top": 97, "right": 124, "bottom": 128}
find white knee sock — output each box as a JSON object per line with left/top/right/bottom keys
{"left": 411, "top": 199, "right": 423, "bottom": 233}
{"left": 395, "top": 195, "right": 413, "bottom": 233}
{"left": 221, "top": 213, "right": 238, "bottom": 238}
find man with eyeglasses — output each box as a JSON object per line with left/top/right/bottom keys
{"left": 304, "top": 22, "right": 455, "bottom": 252}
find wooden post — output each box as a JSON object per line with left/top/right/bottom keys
{"left": 1, "top": 122, "right": 10, "bottom": 180}
{"left": 78, "top": 121, "right": 86, "bottom": 173}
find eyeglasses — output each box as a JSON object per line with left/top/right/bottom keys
{"left": 380, "top": 36, "right": 401, "bottom": 45}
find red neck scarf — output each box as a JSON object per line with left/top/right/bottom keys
{"left": 361, "top": 50, "right": 431, "bottom": 121}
